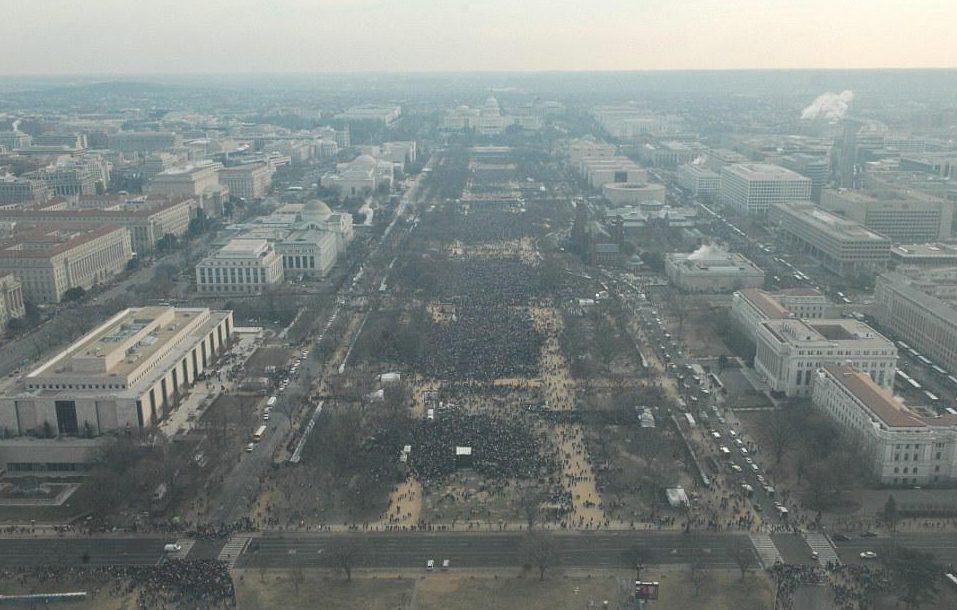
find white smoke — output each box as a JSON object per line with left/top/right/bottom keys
{"left": 688, "top": 243, "right": 724, "bottom": 261}
{"left": 691, "top": 155, "right": 707, "bottom": 166}
{"left": 801, "top": 90, "right": 854, "bottom": 122}
{"left": 11, "top": 119, "right": 21, "bottom": 132}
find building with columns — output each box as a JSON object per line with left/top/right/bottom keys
{"left": 195, "top": 238, "right": 284, "bottom": 295}
{"left": 812, "top": 365, "right": 957, "bottom": 486}
{"left": 0, "top": 225, "right": 133, "bottom": 303}
{"left": 0, "top": 273, "right": 25, "bottom": 326}
{"left": 754, "top": 318, "right": 897, "bottom": 397}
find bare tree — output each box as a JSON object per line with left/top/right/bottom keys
{"left": 621, "top": 546, "right": 647, "bottom": 582}
{"left": 767, "top": 414, "right": 795, "bottom": 466}
{"left": 519, "top": 531, "right": 558, "bottom": 582}
{"left": 518, "top": 484, "right": 544, "bottom": 530}
{"left": 289, "top": 565, "right": 305, "bottom": 594}
{"left": 690, "top": 556, "right": 709, "bottom": 597}
{"left": 328, "top": 535, "right": 364, "bottom": 582}
{"left": 733, "top": 540, "right": 756, "bottom": 581}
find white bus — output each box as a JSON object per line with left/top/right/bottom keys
{"left": 266, "top": 396, "right": 277, "bottom": 408}
{"left": 253, "top": 425, "right": 267, "bottom": 442}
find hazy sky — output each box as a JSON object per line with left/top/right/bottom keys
{"left": 4, "top": 0, "right": 955, "bottom": 74}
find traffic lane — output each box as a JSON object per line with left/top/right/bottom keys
{"left": 236, "top": 532, "right": 749, "bottom": 569}
{"left": 835, "top": 534, "right": 957, "bottom": 564}
{"left": 0, "top": 537, "right": 167, "bottom": 567}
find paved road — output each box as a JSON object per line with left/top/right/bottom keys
{"left": 0, "top": 537, "right": 169, "bottom": 567}
{"left": 835, "top": 532, "right": 957, "bottom": 564}
{"left": 235, "top": 531, "right": 751, "bottom": 569}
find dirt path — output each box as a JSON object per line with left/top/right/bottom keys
{"left": 374, "top": 478, "right": 423, "bottom": 528}
{"left": 530, "top": 304, "right": 606, "bottom": 526}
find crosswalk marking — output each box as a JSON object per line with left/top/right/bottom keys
{"left": 750, "top": 533, "right": 783, "bottom": 568}
{"left": 218, "top": 535, "right": 252, "bottom": 568}
{"left": 806, "top": 532, "right": 841, "bottom": 566}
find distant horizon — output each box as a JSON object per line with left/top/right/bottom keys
{"left": 2, "top": 66, "right": 956, "bottom": 78}
{"left": 4, "top": 1, "right": 956, "bottom": 75}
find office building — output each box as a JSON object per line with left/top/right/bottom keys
{"left": 890, "top": 243, "right": 957, "bottom": 267}
{"left": 731, "top": 288, "right": 831, "bottom": 341}
{"left": 821, "top": 189, "right": 953, "bottom": 243}
{"left": 720, "top": 163, "right": 812, "bottom": 216}
{"left": 0, "top": 307, "right": 234, "bottom": 440}
{"left": 0, "top": 131, "right": 31, "bottom": 150}
{"left": 580, "top": 157, "right": 647, "bottom": 189}
{"left": 0, "top": 196, "right": 193, "bottom": 255}
{"left": 602, "top": 182, "right": 666, "bottom": 205}
{"left": 874, "top": 269, "right": 957, "bottom": 376}
{"left": 0, "top": 273, "right": 25, "bottom": 326}
{"left": 195, "top": 238, "right": 284, "bottom": 294}
{"left": 336, "top": 104, "right": 401, "bottom": 125}
{"left": 637, "top": 141, "right": 697, "bottom": 168}
{"left": 754, "top": 318, "right": 897, "bottom": 397}
{"left": 664, "top": 246, "right": 765, "bottom": 293}
{"left": 146, "top": 163, "right": 227, "bottom": 216}
{"left": 108, "top": 132, "right": 180, "bottom": 155}
{"left": 812, "top": 365, "right": 957, "bottom": 486}
{"left": 0, "top": 176, "right": 52, "bottom": 205}
{"left": 32, "top": 133, "right": 87, "bottom": 150}
{"left": 568, "top": 138, "right": 617, "bottom": 166}
{"left": 779, "top": 153, "right": 829, "bottom": 202}
{"left": 217, "top": 162, "right": 273, "bottom": 200}
{"left": 770, "top": 202, "right": 891, "bottom": 276}
{"left": 677, "top": 164, "right": 720, "bottom": 200}
{"left": 0, "top": 225, "right": 133, "bottom": 303}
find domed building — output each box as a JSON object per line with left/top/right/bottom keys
{"left": 320, "top": 152, "right": 394, "bottom": 197}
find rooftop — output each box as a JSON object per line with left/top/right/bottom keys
{"left": 0, "top": 224, "right": 127, "bottom": 259}
{"left": 739, "top": 289, "right": 789, "bottom": 319}
{"left": 724, "top": 163, "right": 807, "bottom": 181}
{"left": 776, "top": 202, "right": 889, "bottom": 242}
{"left": 763, "top": 318, "right": 892, "bottom": 347}
{"left": 891, "top": 243, "right": 957, "bottom": 259}
{"left": 824, "top": 366, "right": 927, "bottom": 428}
{"left": 17, "top": 307, "right": 229, "bottom": 398}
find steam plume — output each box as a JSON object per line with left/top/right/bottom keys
{"left": 801, "top": 90, "right": 854, "bottom": 121}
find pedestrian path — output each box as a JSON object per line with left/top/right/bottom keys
{"left": 218, "top": 534, "right": 251, "bottom": 568}
{"left": 805, "top": 531, "right": 841, "bottom": 566}
{"left": 750, "top": 533, "right": 783, "bottom": 567}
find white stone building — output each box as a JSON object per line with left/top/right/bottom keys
{"left": 719, "top": 163, "right": 811, "bottom": 216}
{"left": 731, "top": 288, "right": 831, "bottom": 341}
{"left": 812, "top": 365, "right": 957, "bottom": 486}
{"left": 195, "top": 238, "right": 284, "bottom": 295}
{"left": 754, "top": 319, "right": 897, "bottom": 397}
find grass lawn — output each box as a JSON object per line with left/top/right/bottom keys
{"left": 233, "top": 568, "right": 773, "bottom": 610}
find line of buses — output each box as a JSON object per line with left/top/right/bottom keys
{"left": 894, "top": 340, "right": 957, "bottom": 410}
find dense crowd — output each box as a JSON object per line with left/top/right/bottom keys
{"left": 421, "top": 304, "right": 543, "bottom": 379}
{"left": 437, "top": 258, "right": 543, "bottom": 306}
{"left": 407, "top": 412, "right": 556, "bottom": 483}
{"left": 0, "top": 560, "right": 234, "bottom": 609}
{"left": 419, "top": 204, "right": 544, "bottom": 243}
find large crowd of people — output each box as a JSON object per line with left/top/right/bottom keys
{"left": 0, "top": 560, "right": 235, "bottom": 609}
{"left": 421, "top": 304, "right": 543, "bottom": 380}
{"left": 408, "top": 411, "right": 557, "bottom": 483}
